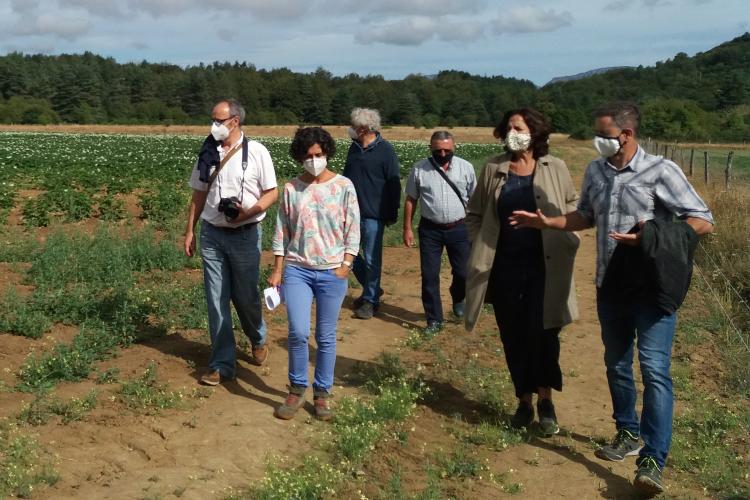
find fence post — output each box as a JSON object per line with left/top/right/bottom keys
{"left": 670, "top": 145, "right": 677, "bottom": 161}
{"left": 689, "top": 149, "right": 694, "bottom": 176}
{"left": 663, "top": 144, "right": 669, "bottom": 157}
{"left": 703, "top": 151, "right": 709, "bottom": 185}
{"left": 725, "top": 151, "right": 734, "bottom": 190}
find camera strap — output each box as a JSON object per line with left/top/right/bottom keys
{"left": 207, "top": 137, "right": 248, "bottom": 190}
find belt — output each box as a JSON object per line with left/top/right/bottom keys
{"left": 208, "top": 221, "right": 258, "bottom": 233}
{"left": 420, "top": 217, "right": 465, "bottom": 230}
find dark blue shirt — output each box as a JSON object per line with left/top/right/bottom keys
{"left": 497, "top": 172, "right": 542, "bottom": 256}
{"left": 343, "top": 134, "right": 401, "bottom": 221}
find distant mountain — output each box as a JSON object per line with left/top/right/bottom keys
{"left": 546, "top": 67, "right": 631, "bottom": 86}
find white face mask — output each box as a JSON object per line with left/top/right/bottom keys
{"left": 303, "top": 156, "right": 328, "bottom": 177}
{"left": 504, "top": 130, "right": 532, "bottom": 153}
{"left": 347, "top": 127, "right": 360, "bottom": 141}
{"left": 593, "top": 135, "right": 622, "bottom": 158}
{"left": 211, "top": 122, "right": 231, "bottom": 142}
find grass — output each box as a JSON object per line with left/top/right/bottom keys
{"left": 0, "top": 421, "right": 58, "bottom": 498}
{"left": 18, "top": 389, "right": 98, "bottom": 426}
{"left": 0, "top": 287, "right": 52, "bottom": 339}
{"left": 118, "top": 363, "right": 185, "bottom": 413}
{"left": 229, "top": 353, "right": 425, "bottom": 499}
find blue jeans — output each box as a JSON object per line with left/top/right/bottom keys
{"left": 200, "top": 222, "right": 266, "bottom": 378}
{"left": 597, "top": 297, "right": 677, "bottom": 468}
{"left": 417, "top": 219, "right": 470, "bottom": 323}
{"left": 352, "top": 218, "right": 385, "bottom": 305}
{"left": 283, "top": 265, "right": 348, "bottom": 392}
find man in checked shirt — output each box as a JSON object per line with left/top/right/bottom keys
{"left": 510, "top": 102, "right": 713, "bottom": 495}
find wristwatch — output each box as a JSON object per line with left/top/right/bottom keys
{"left": 341, "top": 261, "right": 353, "bottom": 269}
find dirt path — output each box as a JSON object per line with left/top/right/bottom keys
{"left": 0, "top": 231, "right": 706, "bottom": 499}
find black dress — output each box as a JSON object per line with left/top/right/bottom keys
{"left": 490, "top": 171, "right": 562, "bottom": 397}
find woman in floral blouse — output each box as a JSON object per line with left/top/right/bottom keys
{"left": 269, "top": 126, "right": 360, "bottom": 421}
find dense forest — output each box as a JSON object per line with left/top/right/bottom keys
{"left": 0, "top": 33, "right": 748, "bottom": 142}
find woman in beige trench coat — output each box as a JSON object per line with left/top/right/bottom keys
{"left": 464, "top": 107, "right": 579, "bottom": 436}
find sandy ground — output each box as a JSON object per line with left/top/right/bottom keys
{"left": 0, "top": 228, "right": 709, "bottom": 499}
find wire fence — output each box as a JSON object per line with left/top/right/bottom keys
{"left": 642, "top": 138, "right": 739, "bottom": 189}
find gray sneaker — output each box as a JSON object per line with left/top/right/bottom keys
{"left": 452, "top": 300, "right": 466, "bottom": 318}
{"left": 354, "top": 301, "right": 374, "bottom": 319}
{"left": 595, "top": 429, "right": 642, "bottom": 461}
{"left": 634, "top": 456, "right": 664, "bottom": 496}
{"left": 537, "top": 399, "right": 559, "bottom": 436}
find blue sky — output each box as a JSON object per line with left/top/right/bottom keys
{"left": 0, "top": 0, "right": 747, "bottom": 85}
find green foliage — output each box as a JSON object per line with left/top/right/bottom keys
{"left": 18, "top": 389, "right": 98, "bottom": 426}
{"left": 457, "top": 420, "right": 523, "bottom": 451}
{"left": 94, "top": 367, "right": 120, "bottom": 384}
{"left": 118, "top": 363, "right": 184, "bottom": 412}
{"left": 139, "top": 183, "right": 188, "bottom": 228}
{"left": 0, "top": 421, "right": 58, "bottom": 498}
{"left": 16, "top": 321, "right": 125, "bottom": 392}
{"left": 230, "top": 456, "right": 344, "bottom": 500}
{"left": 2, "top": 34, "right": 750, "bottom": 139}
{"left": 0, "top": 287, "right": 52, "bottom": 339}
{"left": 22, "top": 188, "right": 94, "bottom": 227}
{"left": 436, "top": 447, "right": 484, "bottom": 479}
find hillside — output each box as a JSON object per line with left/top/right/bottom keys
{"left": 0, "top": 33, "right": 748, "bottom": 141}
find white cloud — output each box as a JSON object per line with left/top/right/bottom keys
{"left": 491, "top": 7, "right": 573, "bottom": 34}
{"left": 358, "top": 16, "right": 438, "bottom": 46}
{"left": 12, "top": 14, "right": 92, "bottom": 41}
{"left": 10, "top": 0, "right": 40, "bottom": 13}
{"left": 59, "top": 0, "right": 125, "bottom": 17}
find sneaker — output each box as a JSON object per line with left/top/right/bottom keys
{"left": 510, "top": 400, "right": 534, "bottom": 429}
{"left": 352, "top": 288, "right": 384, "bottom": 310}
{"left": 274, "top": 385, "right": 306, "bottom": 420}
{"left": 595, "top": 429, "right": 642, "bottom": 461}
{"left": 537, "top": 399, "right": 560, "bottom": 436}
{"left": 424, "top": 320, "right": 443, "bottom": 335}
{"left": 354, "top": 301, "right": 375, "bottom": 319}
{"left": 634, "top": 456, "right": 664, "bottom": 495}
{"left": 199, "top": 369, "right": 222, "bottom": 386}
{"left": 313, "top": 390, "right": 333, "bottom": 421}
{"left": 250, "top": 344, "right": 269, "bottom": 366}
{"left": 452, "top": 300, "right": 466, "bottom": 318}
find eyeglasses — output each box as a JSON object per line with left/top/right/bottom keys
{"left": 211, "top": 116, "right": 235, "bottom": 126}
{"left": 431, "top": 149, "right": 453, "bottom": 154}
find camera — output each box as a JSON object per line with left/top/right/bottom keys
{"left": 218, "top": 196, "right": 240, "bottom": 220}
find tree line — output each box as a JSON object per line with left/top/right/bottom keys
{"left": 0, "top": 33, "right": 748, "bottom": 142}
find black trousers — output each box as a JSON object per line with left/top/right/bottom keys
{"left": 417, "top": 219, "right": 470, "bottom": 323}
{"left": 491, "top": 250, "right": 562, "bottom": 398}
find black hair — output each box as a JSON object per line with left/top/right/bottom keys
{"left": 289, "top": 127, "right": 337, "bottom": 163}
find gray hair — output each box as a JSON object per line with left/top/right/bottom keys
{"left": 430, "top": 130, "right": 454, "bottom": 143}
{"left": 220, "top": 99, "right": 246, "bottom": 124}
{"left": 594, "top": 101, "right": 640, "bottom": 133}
{"left": 350, "top": 107, "right": 381, "bottom": 131}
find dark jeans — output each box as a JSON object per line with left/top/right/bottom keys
{"left": 352, "top": 217, "right": 385, "bottom": 306}
{"left": 597, "top": 296, "right": 677, "bottom": 469}
{"left": 491, "top": 250, "right": 562, "bottom": 398}
{"left": 417, "top": 219, "right": 470, "bottom": 324}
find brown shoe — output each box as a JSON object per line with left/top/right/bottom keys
{"left": 200, "top": 369, "right": 221, "bottom": 386}
{"left": 250, "top": 344, "right": 269, "bottom": 366}
{"left": 313, "top": 390, "right": 333, "bottom": 421}
{"left": 274, "top": 386, "right": 306, "bottom": 420}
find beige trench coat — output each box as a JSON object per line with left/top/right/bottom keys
{"left": 464, "top": 153, "right": 579, "bottom": 331}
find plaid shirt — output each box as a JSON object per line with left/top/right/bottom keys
{"left": 577, "top": 146, "right": 713, "bottom": 287}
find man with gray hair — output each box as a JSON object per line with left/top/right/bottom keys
{"left": 343, "top": 107, "right": 401, "bottom": 320}
{"left": 404, "top": 131, "right": 476, "bottom": 332}
{"left": 184, "top": 99, "right": 278, "bottom": 385}
{"left": 511, "top": 101, "right": 713, "bottom": 495}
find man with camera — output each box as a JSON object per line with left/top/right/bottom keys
{"left": 184, "top": 99, "right": 278, "bottom": 386}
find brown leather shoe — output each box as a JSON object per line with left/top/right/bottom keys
{"left": 274, "top": 386, "right": 306, "bottom": 420}
{"left": 313, "top": 390, "right": 333, "bottom": 421}
{"left": 200, "top": 369, "right": 221, "bottom": 386}
{"left": 250, "top": 344, "right": 269, "bottom": 366}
